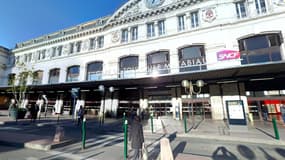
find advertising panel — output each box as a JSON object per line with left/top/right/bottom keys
{"left": 226, "top": 100, "right": 247, "bottom": 125}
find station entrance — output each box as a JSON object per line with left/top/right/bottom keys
{"left": 181, "top": 97, "right": 211, "bottom": 119}
{"left": 148, "top": 95, "right": 172, "bottom": 117}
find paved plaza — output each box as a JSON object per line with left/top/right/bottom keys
{"left": 1, "top": 110, "right": 285, "bottom": 160}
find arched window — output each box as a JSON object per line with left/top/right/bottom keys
{"left": 67, "top": 66, "right": 80, "bottom": 82}
{"left": 32, "top": 70, "right": 43, "bottom": 85}
{"left": 178, "top": 45, "right": 207, "bottom": 72}
{"left": 86, "top": 62, "right": 103, "bottom": 81}
{"left": 49, "top": 68, "right": 60, "bottom": 84}
{"left": 119, "top": 56, "right": 138, "bottom": 78}
{"left": 238, "top": 32, "right": 282, "bottom": 64}
{"left": 147, "top": 51, "right": 170, "bottom": 75}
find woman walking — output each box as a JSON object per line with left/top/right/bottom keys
{"left": 129, "top": 116, "right": 145, "bottom": 160}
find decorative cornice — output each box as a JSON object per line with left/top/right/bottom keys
{"left": 13, "top": 16, "right": 110, "bottom": 53}
{"left": 105, "top": 0, "right": 204, "bottom": 28}
{"left": 13, "top": 0, "right": 206, "bottom": 53}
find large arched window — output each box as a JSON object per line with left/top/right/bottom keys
{"left": 49, "top": 68, "right": 60, "bottom": 84}
{"left": 86, "top": 62, "right": 103, "bottom": 81}
{"left": 178, "top": 45, "right": 207, "bottom": 72}
{"left": 119, "top": 56, "right": 138, "bottom": 78}
{"left": 32, "top": 70, "right": 43, "bottom": 85}
{"left": 67, "top": 65, "right": 80, "bottom": 82}
{"left": 238, "top": 32, "right": 283, "bottom": 64}
{"left": 147, "top": 51, "right": 170, "bottom": 75}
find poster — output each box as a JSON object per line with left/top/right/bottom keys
{"left": 228, "top": 101, "right": 244, "bottom": 119}
{"left": 226, "top": 100, "right": 246, "bottom": 125}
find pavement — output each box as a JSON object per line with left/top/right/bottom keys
{"left": 1, "top": 110, "right": 285, "bottom": 159}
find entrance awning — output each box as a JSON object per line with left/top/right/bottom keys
{"left": 1, "top": 61, "right": 285, "bottom": 92}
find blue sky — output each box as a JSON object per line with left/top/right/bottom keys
{"left": 0, "top": 0, "right": 128, "bottom": 49}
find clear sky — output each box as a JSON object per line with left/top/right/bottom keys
{"left": 0, "top": 0, "right": 128, "bottom": 49}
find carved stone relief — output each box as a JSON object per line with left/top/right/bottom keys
{"left": 202, "top": 7, "right": 217, "bottom": 23}
{"left": 123, "top": 4, "right": 141, "bottom": 18}
{"left": 111, "top": 30, "right": 120, "bottom": 43}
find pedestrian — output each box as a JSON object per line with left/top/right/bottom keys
{"left": 261, "top": 105, "right": 268, "bottom": 121}
{"left": 8, "top": 99, "right": 16, "bottom": 117}
{"left": 77, "top": 105, "right": 84, "bottom": 126}
{"left": 30, "top": 103, "right": 39, "bottom": 123}
{"left": 129, "top": 115, "right": 144, "bottom": 160}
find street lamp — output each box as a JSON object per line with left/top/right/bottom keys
{"left": 109, "top": 86, "right": 114, "bottom": 118}
{"left": 98, "top": 85, "right": 114, "bottom": 125}
{"left": 181, "top": 80, "right": 205, "bottom": 127}
{"left": 98, "top": 85, "right": 105, "bottom": 126}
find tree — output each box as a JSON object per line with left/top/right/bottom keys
{"left": 8, "top": 62, "right": 35, "bottom": 108}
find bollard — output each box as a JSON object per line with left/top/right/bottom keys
{"left": 82, "top": 118, "right": 86, "bottom": 149}
{"left": 151, "top": 113, "right": 154, "bottom": 134}
{"left": 124, "top": 119, "right": 128, "bottom": 160}
{"left": 184, "top": 115, "right": 187, "bottom": 133}
{"left": 272, "top": 117, "right": 280, "bottom": 140}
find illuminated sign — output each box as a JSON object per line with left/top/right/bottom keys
{"left": 217, "top": 50, "right": 240, "bottom": 61}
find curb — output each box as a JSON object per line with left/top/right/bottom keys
{"left": 0, "top": 138, "right": 75, "bottom": 151}
{"left": 176, "top": 133, "right": 285, "bottom": 146}
{"left": 24, "top": 139, "right": 76, "bottom": 151}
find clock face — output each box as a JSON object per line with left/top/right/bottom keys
{"left": 145, "top": 0, "right": 165, "bottom": 9}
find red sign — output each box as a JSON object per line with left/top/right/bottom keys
{"left": 217, "top": 50, "right": 240, "bottom": 61}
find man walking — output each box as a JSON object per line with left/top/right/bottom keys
{"left": 129, "top": 115, "right": 144, "bottom": 160}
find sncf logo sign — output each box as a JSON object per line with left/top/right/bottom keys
{"left": 217, "top": 50, "right": 240, "bottom": 61}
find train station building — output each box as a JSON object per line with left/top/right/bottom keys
{"left": 1, "top": 0, "right": 285, "bottom": 122}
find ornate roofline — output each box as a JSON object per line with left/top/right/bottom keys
{"left": 13, "top": 0, "right": 205, "bottom": 53}
{"left": 105, "top": 0, "right": 205, "bottom": 28}
{"left": 106, "top": 0, "right": 141, "bottom": 24}
{"left": 14, "top": 16, "right": 110, "bottom": 52}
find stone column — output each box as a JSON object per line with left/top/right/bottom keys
{"left": 104, "top": 91, "right": 118, "bottom": 117}
{"left": 171, "top": 87, "right": 182, "bottom": 120}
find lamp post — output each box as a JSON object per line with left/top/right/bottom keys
{"left": 181, "top": 80, "right": 205, "bottom": 127}
{"left": 98, "top": 85, "right": 114, "bottom": 125}
{"left": 98, "top": 85, "right": 105, "bottom": 126}
{"left": 109, "top": 86, "right": 114, "bottom": 118}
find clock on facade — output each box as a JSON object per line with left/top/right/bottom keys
{"left": 145, "top": 0, "right": 165, "bottom": 9}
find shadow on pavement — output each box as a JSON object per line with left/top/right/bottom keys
{"left": 255, "top": 128, "right": 275, "bottom": 139}
{"left": 212, "top": 146, "right": 238, "bottom": 160}
{"left": 258, "top": 147, "right": 277, "bottom": 160}
{"left": 275, "top": 148, "right": 285, "bottom": 158}
{"left": 173, "top": 141, "right": 186, "bottom": 158}
{"left": 0, "top": 145, "right": 23, "bottom": 153}
{"left": 168, "top": 132, "right": 177, "bottom": 142}
{"left": 237, "top": 145, "right": 256, "bottom": 160}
